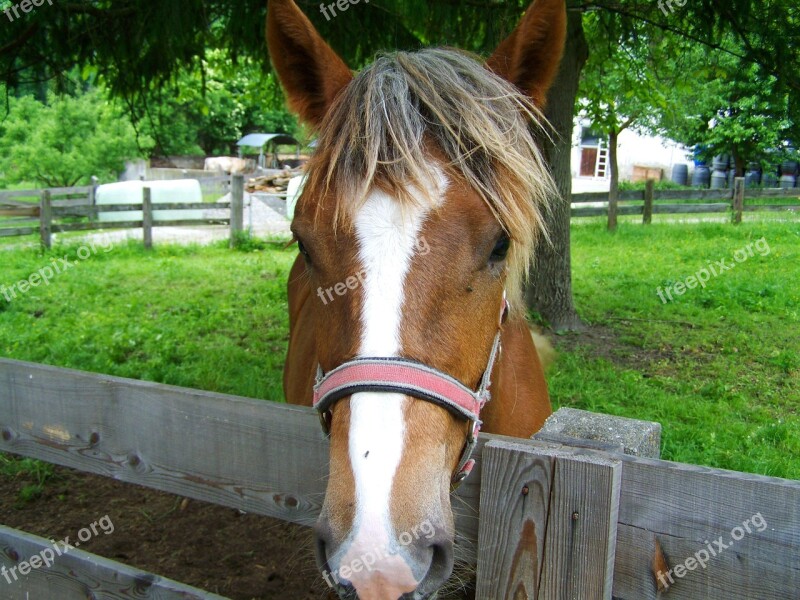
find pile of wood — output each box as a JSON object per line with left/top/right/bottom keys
{"left": 246, "top": 168, "right": 304, "bottom": 193}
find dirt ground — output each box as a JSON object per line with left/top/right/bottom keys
{"left": 0, "top": 465, "right": 329, "bottom": 599}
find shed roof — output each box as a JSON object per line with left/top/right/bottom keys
{"left": 236, "top": 133, "right": 299, "bottom": 147}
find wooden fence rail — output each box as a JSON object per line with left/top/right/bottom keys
{"left": 0, "top": 358, "right": 798, "bottom": 599}
{"left": 571, "top": 178, "right": 800, "bottom": 223}
{"left": 0, "top": 175, "right": 245, "bottom": 246}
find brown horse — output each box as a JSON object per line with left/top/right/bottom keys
{"left": 268, "top": 0, "right": 566, "bottom": 597}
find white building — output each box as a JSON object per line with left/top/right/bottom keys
{"left": 571, "top": 117, "right": 692, "bottom": 193}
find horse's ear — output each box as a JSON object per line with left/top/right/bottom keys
{"left": 266, "top": 0, "right": 353, "bottom": 127}
{"left": 486, "top": 0, "right": 567, "bottom": 107}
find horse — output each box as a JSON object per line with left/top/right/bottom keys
{"left": 268, "top": 0, "right": 566, "bottom": 597}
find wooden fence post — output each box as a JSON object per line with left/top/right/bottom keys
{"left": 475, "top": 440, "right": 621, "bottom": 600}
{"left": 230, "top": 174, "right": 244, "bottom": 247}
{"left": 88, "top": 176, "right": 99, "bottom": 223}
{"left": 39, "top": 189, "right": 52, "bottom": 249}
{"left": 643, "top": 179, "right": 655, "bottom": 225}
{"left": 733, "top": 177, "right": 745, "bottom": 224}
{"left": 142, "top": 187, "right": 153, "bottom": 250}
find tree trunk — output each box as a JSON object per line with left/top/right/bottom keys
{"left": 607, "top": 128, "right": 619, "bottom": 231}
{"left": 525, "top": 6, "right": 588, "bottom": 332}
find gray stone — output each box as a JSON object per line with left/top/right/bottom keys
{"left": 533, "top": 407, "right": 662, "bottom": 459}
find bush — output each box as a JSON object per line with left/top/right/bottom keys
{"left": 0, "top": 89, "right": 150, "bottom": 187}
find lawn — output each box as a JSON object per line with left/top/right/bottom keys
{"left": 555, "top": 218, "right": 800, "bottom": 477}
{"left": 1, "top": 219, "right": 798, "bottom": 481}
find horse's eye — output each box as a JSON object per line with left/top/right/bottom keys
{"left": 297, "top": 238, "right": 311, "bottom": 263}
{"left": 490, "top": 235, "right": 511, "bottom": 262}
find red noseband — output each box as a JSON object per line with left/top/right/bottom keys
{"left": 313, "top": 293, "right": 509, "bottom": 488}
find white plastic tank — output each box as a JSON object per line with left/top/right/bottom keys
{"left": 96, "top": 180, "right": 204, "bottom": 222}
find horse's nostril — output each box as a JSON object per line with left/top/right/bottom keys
{"left": 415, "top": 539, "right": 454, "bottom": 597}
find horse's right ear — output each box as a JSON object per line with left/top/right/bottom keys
{"left": 485, "top": 0, "right": 566, "bottom": 108}
{"left": 266, "top": 0, "right": 353, "bottom": 127}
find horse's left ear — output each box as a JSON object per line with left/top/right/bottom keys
{"left": 486, "top": 0, "right": 567, "bottom": 107}
{"left": 266, "top": 0, "right": 353, "bottom": 127}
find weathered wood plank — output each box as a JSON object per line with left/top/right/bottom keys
{"left": 0, "top": 189, "right": 40, "bottom": 201}
{"left": 2, "top": 359, "right": 798, "bottom": 599}
{"left": 39, "top": 190, "right": 51, "bottom": 249}
{"left": 642, "top": 180, "right": 654, "bottom": 225}
{"left": 476, "top": 440, "right": 621, "bottom": 600}
{"left": 0, "top": 358, "right": 329, "bottom": 528}
{"left": 743, "top": 187, "right": 800, "bottom": 198}
{"left": 52, "top": 219, "right": 230, "bottom": 233}
{"left": 519, "top": 440, "right": 800, "bottom": 600}
{"left": 143, "top": 187, "right": 153, "bottom": 250}
{"left": 0, "top": 207, "right": 38, "bottom": 217}
{"left": 537, "top": 447, "right": 621, "bottom": 600}
{"left": 733, "top": 177, "right": 744, "bottom": 224}
{"left": 44, "top": 186, "right": 93, "bottom": 197}
{"left": 572, "top": 205, "right": 643, "bottom": 218}
{"left": 652, "top": 203, "right": 730, "bottom": 214}
{"left": 0, "top": 226, "right": 37, "bottom": 237}
{"left": 612, "top": 456, "right": 800, "bottom": 600}
{"left": 52, "top": 196, "right": 91, "bottom": 208}
{"left": 53, "top": 202, "right": 231, "bottom": 215}
{"left": 475, "top": 440, "right": 554, "bottom": 600}
{"left": 230, "top": 174, "right": 244, "bottom": 246}
{"left": 0, "top": 525, "right": 227, "bottom": 599}
{"left": 742, "top": 204, "right": 800, "bottom": 212}
{"left": 0, "top": 359, "right": 483, "bottom": 562}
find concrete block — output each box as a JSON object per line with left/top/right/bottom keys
{"left": 534, "top": 407, "right": 662, "bottom": 459}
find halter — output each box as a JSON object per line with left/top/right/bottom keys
{"left": 313, "top": 293, "right": 509, "bottom": 488}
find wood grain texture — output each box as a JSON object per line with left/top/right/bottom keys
{"left": 537, "top": 447, "right": 621, "bottom": 600}
{"left": 0, "top": 525, "right": 227, "bottom": 599}
{"left": 476, "top": 440, "right": 621, "bottom": 600}
{"left": 612, "top": 456, "right": 800, "bottom": 600}
{"left": 475, "top": 440, "right": 554, "bottom": 600}
{"left": 0, "top": 358, "right": 329, "bottom": 528}
{"left": 2, "top": 360, "right": 799, "bottom": 599}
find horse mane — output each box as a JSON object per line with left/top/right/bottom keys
{"left": 301, "top": 47, "right": 556, "bottom": 312}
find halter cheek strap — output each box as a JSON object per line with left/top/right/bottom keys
{"left": 312, "top": 293, "right": 509, "bottom": 488}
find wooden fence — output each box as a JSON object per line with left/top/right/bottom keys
{"left": 0, "top": 175, "right": 244, "bottom": 248}
{"left": 0, "top": 358, "right": 798, "bottom": 599}
{"left": 571, "top": 178, "right": 800, "bottom": 222}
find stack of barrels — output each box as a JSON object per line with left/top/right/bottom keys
{"left": 671, "top": 154, "right": 797, "bottom": 189}
{"left": 710, "top": 155, "right": 730, "bottom": 189}
{"left": 780, "top": 161, "right": 799, "bottom": 189}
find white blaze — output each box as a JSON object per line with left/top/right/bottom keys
{"left": 337, "top": 178, "right": 444, "bottom": 590}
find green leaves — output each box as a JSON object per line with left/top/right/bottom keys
{"left": 0, "top": 89, "right": 149, "bottom": 187}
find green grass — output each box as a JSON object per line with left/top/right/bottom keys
{"left": 0, "top": 237, "right": 295, "bottom": 400}
{"left": 0, "top": 454, "right": 55, "bottom": 506}
{"left": 551, "top": 218, "right": 800, "bottom": 478}
{"left": 0, "top": 219, "right": 798, "bottom": 484}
